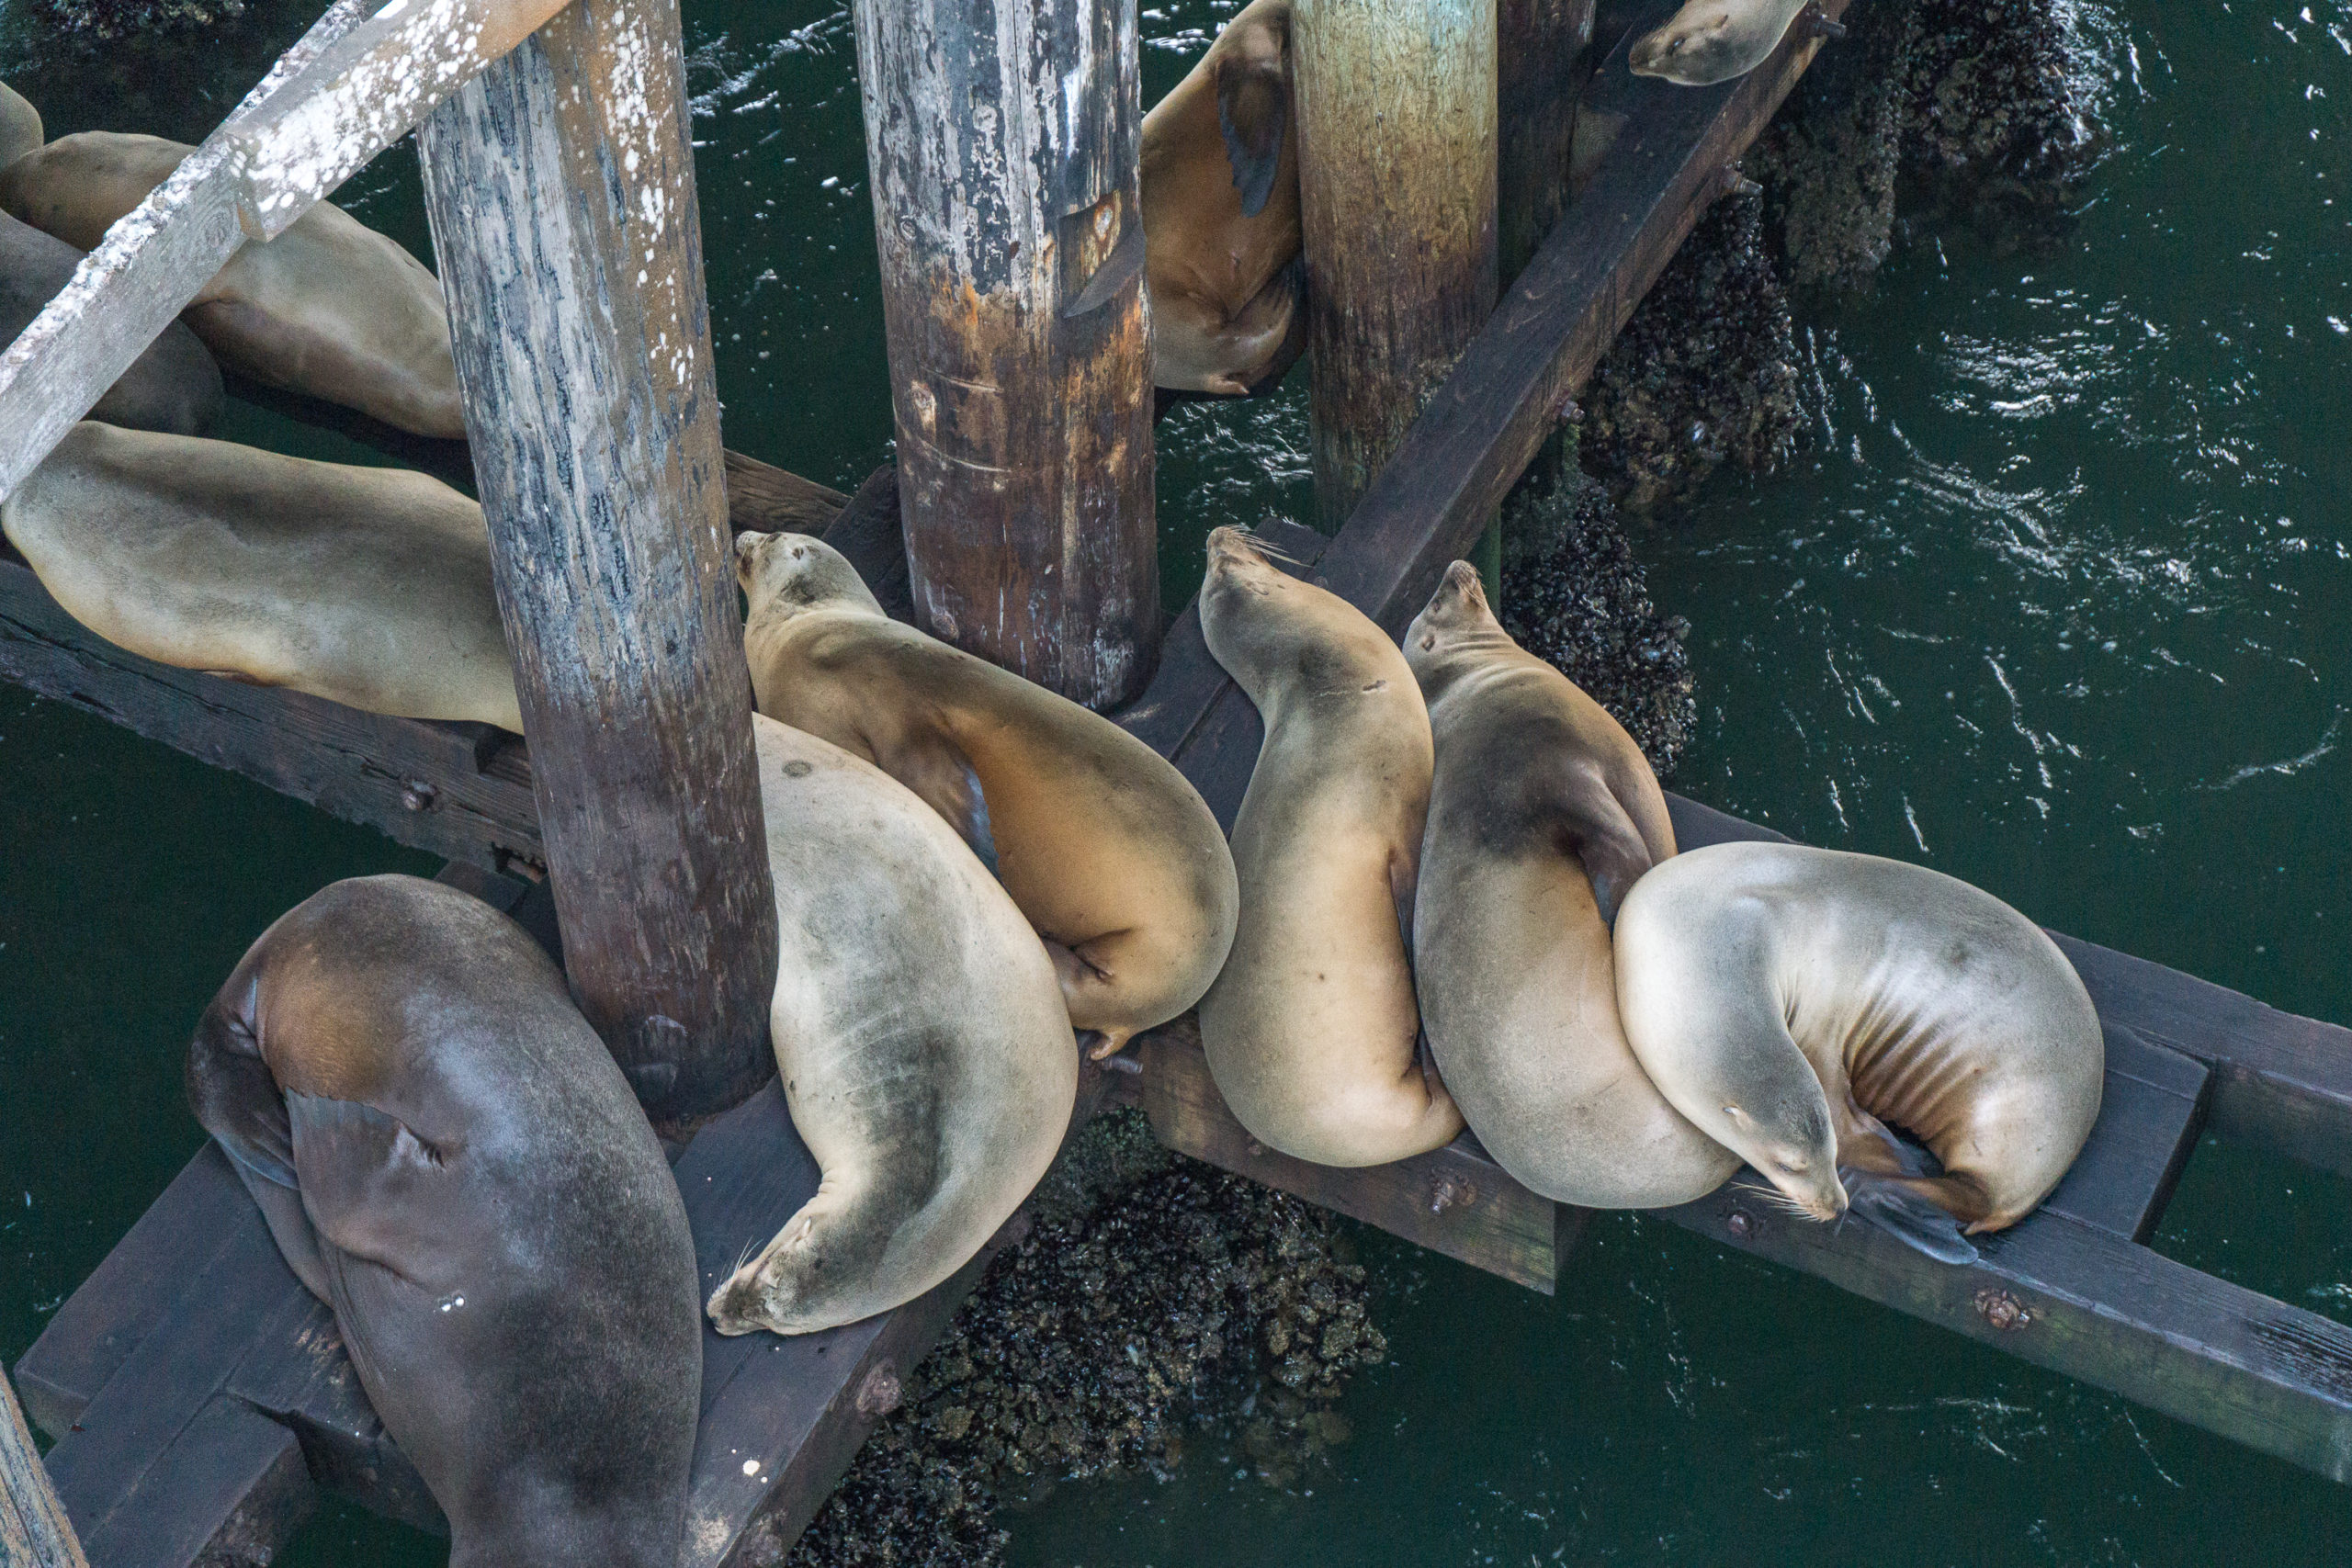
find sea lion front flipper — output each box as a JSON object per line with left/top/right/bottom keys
{"left": 285, "top": 1091, "right": 459, "bottom": 1288}
{"left": 1215, "top": 14, "right": 1290, "bottom": 219}
{"left": 881, "top": 730, "right": 1001, "bottom": 877}
{"left": 1555, "top": 772, "right": 1655, "bottom": 929}
{"left": 1841, "top": 1168, "right": 1981, "bottom": 1265}
{"left": 186, "top": 1023, "right": 334, "bottom": 1300}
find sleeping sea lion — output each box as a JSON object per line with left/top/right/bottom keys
{"left": 0, "top": 131, "right": 465, "bottom": 436}
{"left": 186, "top": 874, "right": 700, "bottom": 1568}
{"left": 4, "top": 211, "right": 223, "bottom": 434}
{"left": 1407, "top": 561, "right": 1736, "bottom": 1208}
{"left": 736, "top": 530, "right": 1238, "bottom": 1057}
{"left": 1195, "top": 527, "right": 1461, "bottom": 1165}
{"left": 2, "top": 422, "right": 519, "bottom": 729}
{"left": 1614, "top": 840, "right": 2105, "bottom": 1259}
{"left": 706, "top": 715, "right": 1077, "bottom": 1336}
{"left": 0, "top": 82, "right": 40, "bottom": 171}
{"left": 1628, "top": 0, "right": 1844, "bottom": 88}
{"left": 1140, "top": 0, "right": 1306, "bottom": 394}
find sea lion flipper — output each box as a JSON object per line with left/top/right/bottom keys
{"left": 285, "top": 1091, "right": 453, "bottom": 1281}
{"left": 1841, "top": 1168, "right": 1981, "bottom": 1265}
{"left": 1561, "top": 788, "right": 1654, "bottom": 930}
{"left": 885, "top": 730, "right": 1001, "bottom": 876}
{"left": 1215, "top": 23, "right": 1289, "bottom": 220}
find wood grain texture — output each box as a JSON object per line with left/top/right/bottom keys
{"left": 1498, "top": 0, "right": 1597, "bottom": 282}
{"left": 2, "top": 1369, "right": 88, "bottom": 1568}
{"left": 1293, "top": 0, "right": 1498, "bottom": 528}
{"left": 419, "top": 0, "right": 781, "bottom": 1126}
{"left": 851, "top": 0, "right": 1158, "bottom": 708}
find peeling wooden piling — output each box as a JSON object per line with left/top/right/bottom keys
{"left": 1293, "top": 0, "right": 1499, "bottom": 529}
{"left": 1499, "top": 0, "right": 1598, "bottom": 282}
{"left": 416, "top": 0, "right": 780, "bottom": 1127}
{"left": 850, "top": 0, "right": 1159, "bottom": 709}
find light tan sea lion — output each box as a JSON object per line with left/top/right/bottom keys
{"left": 707, "top": 716, "right": 1077, "bottom": 1336}
{"left": 0, "top": 131, "right": 465, "bottom": 436}
{"left": 1140, "top": 0, "right": 1306, "bottom": 395}
{"left": 0, "top": 82, "right": 40, "bottom": 171}
{"left": 1, "top": 423, "right": 519, "bottom": 729}
{"left": 1615, "top": 840, "right": 2104, "bottom": 1259}
{"left": 187, "top": 874, "right": 700, "bottom": 1568}
{"left": 4, "top": 211, "right": 223, "bottom": 434}
{"left": 736, "top": 530, "right": 1239, "bottom": 1057}
{"left": 1195, "top": 527, "right": 1461, "bottom": 1165}
{"left": 1407, "top": 561, "right": 1736, "bottom": 1208}
{"left": 1628, "top": 0, "right": 1844, "bottom": 88}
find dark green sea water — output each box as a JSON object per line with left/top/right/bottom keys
{"left": 5, "top": 0, "right": 2350, "bottom": 1562}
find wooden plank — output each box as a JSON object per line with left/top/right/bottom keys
{"left": 1130, "top": 1018, "right": 1568, "bottom": 1292}
{"left": 2037, "top": 1022, "right": 2208, "bottom": 1244}
{"left": 721, "top": 450, "right": 849, "bottom": 535}
{"left": 419, "top": 0, "right": 782, "bottom": 1127}
{"left": 2, "top": 1366, "right": 89, "bottom": 1568}
{"left": 70, "top": 1396, "right": 312, "bottom": 1568}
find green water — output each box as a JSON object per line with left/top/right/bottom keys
{"left": 4, "top": 0, "right": 2351, "bottom": 1562}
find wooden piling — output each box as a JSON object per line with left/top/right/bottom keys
{"left": 850, "top": 0, "right": 1159, "bottom": 710}
{"left": 1498, "top": 0, "right": 1597, "bottom": 283}
{"left": 1293, "top": 0, "right": 1499, "bottom": 530}
{"left": 3, "top": 1372, "right": 88, "bottom": 1568}
{"left": 416, "top": 0, "right": 780, "bottom": 1127}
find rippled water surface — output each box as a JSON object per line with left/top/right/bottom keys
{"left": 4, "top": 0, "right": 2351, "bottom": 1562}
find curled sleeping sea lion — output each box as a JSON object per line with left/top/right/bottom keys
{"left": 707, "top": 716, "right": 1077, "bottom": 1336}
{"left": 1140, "top": 0, "right": 1306, "bottom": 394}
{"left": 4, "top": 211, "right": 223, "bottom": 434}
{"left": 1195, "top": 527, "right": 1462, "bottom": 1165}
{"left": 186, "top": 874, "right": 700, "bottom": 1568}
{"left": 0, "top": 131, "right": 465, "bottom": 436}
{"left": 1615, "top": 840, "right": 2104, "bottom": 1260}
{"left": 1628, "top": 0, "right": 1845, "bottom": 88}
{"left": 0, "top": 81, "right": 40, "bottom": 171}
{"left": 1407, "top": 561, "right": 1736, "bottom": 1208}
{"left": 736, "top": 530, "right": 1238, "bottom": 1057}
{"left": 2, "top": 423, "right": 520, "bottom": 729}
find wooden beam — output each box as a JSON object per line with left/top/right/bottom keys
{"left": 1293, "top": 0, "right": 1499, "bottom": 530}
{"left": 2, "top": 1368, "right": 88, "bottom": 1568}
{"left": 850, "top": 0, "right": 1159, "bottom": 708}
{"left": 418, "top": 0, "right": 781, "bottom": 1127}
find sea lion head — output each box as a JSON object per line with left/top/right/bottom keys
{"left": 1199, "top": 525, "right": 1312, "bottom": 665}
{"left": 1629, "top": 3, "right": 1761, "bottom": 88}
{"left": 735, "top": 530, "right": 887, "bottom": 623}
{"left": 1402, "top": 560, "right": 1516, "bottom": 690}
{"left": 1688, "top": 1061, "right": 1849, "bottom": 1223}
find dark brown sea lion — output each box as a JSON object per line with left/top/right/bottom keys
{"left": 1140, "top": 0, "right": 1306, "bottom": 394}
{"left": 1615, "top": 840, "right": 2105, "bottom": 1259}
{"left": 2, "top": 211, "right": 223, "bottom": 434}
{"left": 0, "top": 131, "right": 465, "bottom": 436}
{"left": 736, "top": 530, "right": 1238, "bottom": 1057}
{"left": 1407, "top": 561, "right": 1737, "bottom": 1207}
{"left": 1195, "top": 527, "right": 1462, "bottom": 1165}
{"left": 186, "top": 874, "right": 700, "bottom": 1568}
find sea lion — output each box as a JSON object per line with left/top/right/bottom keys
{"left": 2, "top": 422, "right": 519, "bottom": 729}
{"left": 4, "top": 211, "right": 223, "bottom": 434}
{"left": 707, "top": 715, "right": 1077, "bottom": 1336}
{"left": 0, "top": 131, "right": 465, "bottom": 436}
{"left": 0, "top": 82, "right": 40, "bottom": 171}
{"left": 1407, "top": 561, "right": 1736, "bottom": 1207}
{"left": 1140, "top": 0, "right": 1306, "bottom": 394}
{"left": 1627, "top": 0, "right": 1845, "bottom": 88}
{"left": 1195, "top": 527, "right": 1461, "bottom": 1166}
{"left": 736, "top": 530, "right": 1238, "bottom": 1057}
{"left": 185, "top": 874, "right": 700, "bottom": 1568}
{"left": 1614, "top": 840, "right": 2104, "bottom": 1258}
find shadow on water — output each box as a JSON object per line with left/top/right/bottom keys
{"left": 6, "top": 0, "right": 2352, "bottom": 1562}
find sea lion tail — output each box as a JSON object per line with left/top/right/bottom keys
{"left": 1840, "top": 1168, "right": 1982, "bottom": 1265}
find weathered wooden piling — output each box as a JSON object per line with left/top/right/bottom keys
{"left": 416, "top": 0, "right": 780, "bottom": 1127}
{"left": 850, "top": 0, "right": 1159, "bottom": 709}
{"left": 3, "top": 1373, "right": 87, "bottom": 1568}
{"left": 1499, "top": 0, "right": 1598, "bottom": 283}
{"left": 1293, "top": 0, "right": 1499, "bottom": 530}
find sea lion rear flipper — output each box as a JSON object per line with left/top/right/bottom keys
{"left": 1841, "top": 1168, "right": 1981, "bottom": 1266}
{"left": 1215, "top": 16, "right": 1290, "bottom": 219}
{"left": 885, "top": 730, "right": 1001, "bottom": 876}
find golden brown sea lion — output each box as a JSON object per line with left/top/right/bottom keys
{"left": 1195, "top": 527, "right": 1461, "bottom": 1165}
{"left": 186, "top": 874, "right": 700, "bottom": 1568}
{"left": 1, "top": 423, "right": 519, "bottom": 729}
{"left": 0, "top": 82, "right": 40, "bottom": 171}
{"left": 736, "top": 530, "right": 1238, "bottom": 1057}
{"left": 4, "top": 211, "right": 223, "bottom": 434}
{"left": 1407, "top": 561, "right": 1736, "bottom": 1207}
{"left": 1615, "top": 840, "right": 2105, "bottom": 1259}
{"left": 1628, "top": 0, "right": 1844, "bottom": 88}
{"left": 707, "top": 716, "right": 1076, "bottom": 1336}
{"left": 0, "top": 131, "right": 464, "bottom": 436}
{"left": 1140, "top": 0, "right": 1305, "bottom": 394}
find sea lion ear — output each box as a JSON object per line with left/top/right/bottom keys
{"left": 890, "top": 730, "right": 1001, "bottom": 877}
{"left": 1214, "top": 29, "right": 1289, "bottom": 219}
{"left": 1841, "top": 1169, "right": 1982, "bottom": 1265}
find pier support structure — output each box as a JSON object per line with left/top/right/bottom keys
{"left": 851, "top": 0, "right": 1159, "bottom": 710}
{"left": 1294, "top": 0, "right": 1499, "bottom": 534}
{"left": 418, "top": 0, "right": 780, "bottom": 1128}
{"left": 1499, "top": 0, "right": 1597, "bottom": 283}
